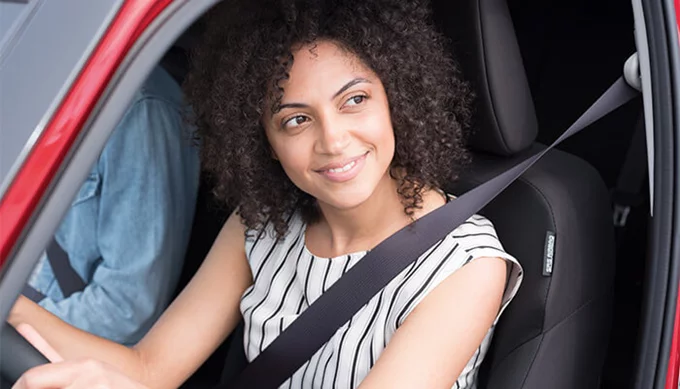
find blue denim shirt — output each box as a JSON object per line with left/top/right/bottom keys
{"left": 28, "top": 67, "right": 200, "bottom": 345}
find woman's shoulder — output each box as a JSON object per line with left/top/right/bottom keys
{"left": 417, "top": 197, "right": 522, "bottom": 294}
{"left": 390, "top": 208, "right": 523, "bottom": 327}
{"left": 445, "top": 211, "right": 516, "bottom": 266}
{"left": 243, "top": 210, "right": 305, "bottom": 257}
{"left": 449, "top": 213, "right": 500, "bottom": 242}
{"left": 436, "top": 192, "right": 504, "bottom": 251}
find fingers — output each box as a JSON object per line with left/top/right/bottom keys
{"left": 11, "top": 359, "right": 147, "bottom": 389}
{"left": 15, "top": 323, "right": 63, "bottom": 363}
{"left": 12, "top": 361, "right": 79, "bottom": 389}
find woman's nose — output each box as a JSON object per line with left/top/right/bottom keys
{"left": 315, "top": 114, "right": 351, "bottom": 155}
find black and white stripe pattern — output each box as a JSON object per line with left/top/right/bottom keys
{"left": 240, "top": 212, "right": 523, "bottom": 389}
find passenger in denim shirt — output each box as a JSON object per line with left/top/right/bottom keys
{"left": 27, "top": 66, "right": 200, "bottom": 345}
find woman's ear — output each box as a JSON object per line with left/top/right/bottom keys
{"left": 270, "top": 147, "right": 279, "bottom": 161}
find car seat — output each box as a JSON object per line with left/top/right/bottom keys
{"left": 431, "top": 0, "right": 616, "bottom": 387}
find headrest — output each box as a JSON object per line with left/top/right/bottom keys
{"left": 432, "top": 0, "right": 538, "bottom": 156}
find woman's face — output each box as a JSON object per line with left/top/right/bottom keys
{"left": 264, "top": 40, "right": 396, "bottom": 212}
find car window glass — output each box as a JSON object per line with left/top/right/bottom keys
{"left": 0, "top": 1, "right": 31, "bottom": 46}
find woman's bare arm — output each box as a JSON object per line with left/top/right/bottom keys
{"left": 9, "top": 211, "right": 252, "bottom": 389}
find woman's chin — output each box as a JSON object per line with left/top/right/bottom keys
{"left": 316, "top": 191, "right": 374, "bottom": 214}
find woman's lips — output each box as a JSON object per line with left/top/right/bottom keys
{"left": 315, "top": 152, "right": 368, "bottom": 183}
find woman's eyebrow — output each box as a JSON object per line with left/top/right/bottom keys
{"left": 332, "top": 78, "right": 371, "bottom": 99}
{"left": 277, "top": 78, "right": 372, "bottom": 110}
{"left": 278, "top": 102, "right": 309, "bottom": 110}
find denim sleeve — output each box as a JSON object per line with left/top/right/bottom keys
{"left": 38, "top": 97, "right": 200, "bottom": 344}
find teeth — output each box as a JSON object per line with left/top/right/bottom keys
{"left": 328, "top": 160, "right": 356, "bottom": 173}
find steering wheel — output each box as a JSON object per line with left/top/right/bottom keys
{"left": 0, "top": 322, "right": 49, "bottom": 382}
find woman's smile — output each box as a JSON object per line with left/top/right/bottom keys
{"left": 314, "top": 151, "right": 369, "bottom": 183}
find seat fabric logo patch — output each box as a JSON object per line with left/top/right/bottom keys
{"left": 543, "top": 231, "right": 556, "bottom": 276}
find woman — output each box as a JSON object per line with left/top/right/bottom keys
{"left": 10, "top": 0, "right": 522, "bottom": 388}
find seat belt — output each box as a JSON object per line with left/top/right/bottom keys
{"left": 222, "top": 77, "right": 639, "bottom": 389}
{"left": 45, "top": 237, "right": 87, "bottom": 297}
{"left": 22, "top": 237, "right": 87, "bottom": 302}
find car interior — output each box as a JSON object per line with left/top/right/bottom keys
{"left": 2, "top": 0, "right": 647, "bottom": 387}
{"left": 147, "top": 0, "right": 648, "bottom": 388}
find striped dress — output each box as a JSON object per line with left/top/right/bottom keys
{"left": 239, "top": 211, "right": 523, "bottom": 389}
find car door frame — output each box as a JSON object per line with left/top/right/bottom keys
{"left": 634, "top": 0, "right": 680, "bottom": 388}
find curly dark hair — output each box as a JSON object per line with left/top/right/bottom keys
{"left": 184, "top": 0, "right": 473, "bottom": 237}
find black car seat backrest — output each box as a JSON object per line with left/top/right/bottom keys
{"left": 433, "top": 0, "right": 538, "bottom": 157}
{"left": 431, "top": 0, "right": 616, "bottom": 388}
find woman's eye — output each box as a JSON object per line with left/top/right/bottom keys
{"left": 344, "top": 95, "right": 367, "bottom": 107}
{"left": 283, "top": 115, "right": 309, "bottom": 129}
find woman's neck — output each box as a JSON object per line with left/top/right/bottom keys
{"left": 307, "top": 174, "right": 446, "bottom": 258}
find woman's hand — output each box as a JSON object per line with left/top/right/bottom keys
{"left": 11, "top": 324, "right": 149, "bottom": 389}
{"left": 12, "top": 360, "right": 150, "bottom": 389}
{"left": 9, "top": 210, "right": 251, "bottom": 389}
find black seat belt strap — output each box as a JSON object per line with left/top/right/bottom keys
{"left": 225, "top": 77, "right": 639, "bottom": 389}
{"left": 21, "top": 285, "right": 46, "bottom": 303}
{"left": 22, "top": 237, "right": 87, "bottom": 303}
{"left": 45, "top": 237, "right": 87, "bottom": 298}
